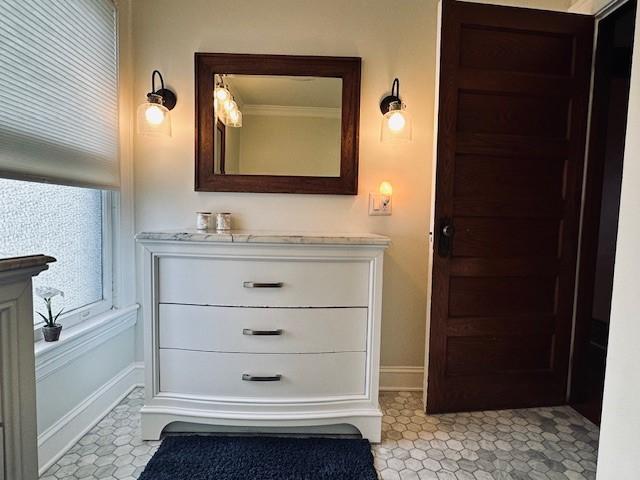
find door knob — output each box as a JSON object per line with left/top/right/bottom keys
{"left": 438, "top": 218, "right": 454, "bottom": 258}
{"left": 442, "top": 224, "right": 455, "bottom": 238}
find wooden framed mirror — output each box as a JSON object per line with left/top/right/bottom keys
{"left": 195, "top": 53, "right": 361, "bottom": 194}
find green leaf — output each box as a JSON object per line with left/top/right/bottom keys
{"left": 37, "top": 312, "right": 52, "bottom": 326}
{"left": 54, "top": 309, "right": 64, "bottom": 321}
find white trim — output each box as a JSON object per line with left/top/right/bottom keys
{"left": 424, "top": 0, "right": 444, "bottom": 406}
{"left": 37, "top": 362, "right": 144, "bottom": 474}
{"left": 379, "top": 366, "right": 424, "bottom": 392}
{"left": 113, "top": 0, "right": 138, "bottom": 310}
{"left": 102, "top": 190, "right": 115, "bottom": 309}
{"left": 33, "top": 298, "right": 114, "bottom": 340}
{"left": 568, "top": 0, "right": 628, "bottom": 16}
{"left": 243, "top": 104, "right": 341, "bottom": 119}
{"left": 35, "top": 305, "right": 138, "bottom": 382}
{"left": 594, "top": 0, "right": 630, "bottom": 17}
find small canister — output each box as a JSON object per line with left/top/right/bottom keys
{"left": 215, "top": 212, "right": 232, "bottom": 231}
{"left": 196, "top": 212, "right": 212, "bottom": 230}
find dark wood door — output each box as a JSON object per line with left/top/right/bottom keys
{"left": 427, "top": 0, "right": 594, "bottom": 413}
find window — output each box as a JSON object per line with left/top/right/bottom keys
{"left": 0, "top": 178, "right": 112, "bottom": 329}
{"left": 0, "top": 0, "right": 119, "bottom": 335}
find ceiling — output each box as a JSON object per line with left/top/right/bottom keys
{"left": 222, "top": 75, "right": 343, "bottom": 108}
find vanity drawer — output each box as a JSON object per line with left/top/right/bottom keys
{"left": 158, "top": 256, "right": 369, "bottom": 307}
{"left": 159, "top": 350, "right": 366, "bottom": 399}
{"left": 158, "top": 304, "right": 367, "bottom": 353}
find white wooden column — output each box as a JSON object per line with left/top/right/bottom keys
{"left": 0, "top": 255, "right": 55, "bottom": 480}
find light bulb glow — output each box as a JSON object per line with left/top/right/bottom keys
{"left": 215, "top": 87, "right": 230, "bottom": 102}
{"left": 145, "top": 105, "right": 165, "bottom": 125}
{"left": 228, "top": 109, "right": 240, "bottom": 123}
{"left": 380, "top": 89, "right": 412, "bottom": 144}
{"left": 223, "top": 99, "right": 237, "bottom": 113}
{"left": 387, "top": 111, "right": 406, "bottom": 132}
{"left": 379, "top": 181, "right": 393, "bottom": 196}
{"left": 227, "top": 109, "right": 242, "bottom": 128}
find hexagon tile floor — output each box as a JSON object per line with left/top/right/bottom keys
{"left": 40, "top": 388, "right": 599, "bottom": 480}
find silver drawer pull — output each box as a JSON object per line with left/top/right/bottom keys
{"left": 242, "top": 373, "right": 282, "bottom": 382}
{"left": 243, "top": 328, "right": 283, "bottom": 336}
{"left": 243, "top": 281, "right": 284, "bottom": 289}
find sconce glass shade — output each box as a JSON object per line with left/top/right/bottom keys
{"left": 381, "top": 101, "right": 412, "bottom": 144}
{"left": 214, "top": 86, "right": 231, "bottom": 103}
{"left": 223, "top": 98, "right": 237, "bottom": 113}
{"left": 226, "top": 108, "right": 243, "bottom": 127}
{"left": 137, "top": 93, "right": 171, "bottom": 137}
{"left": 215, "top": 94, "right": 243, "bottom": 128}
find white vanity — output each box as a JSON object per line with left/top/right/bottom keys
{"left": 137, "top": 230, "right": 389, "bottom": 442}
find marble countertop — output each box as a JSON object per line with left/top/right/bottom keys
{"left": 136, "top": 229, "right": 391, "bottom": 246}
{"left": 0, "top": 254, "right": 56, "bottom": 273}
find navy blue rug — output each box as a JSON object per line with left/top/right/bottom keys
{"left": 138, "top": 435, "right": 378, "bottom": 480}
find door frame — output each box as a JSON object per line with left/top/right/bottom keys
{"left": 568, "top": 0, "right": 634, "bottom": 421}
{"left": 422, "top": 0, "right": 444, "bottom": 408}
{"left": 422, "top": 0, "right": 627, "bottom": 412}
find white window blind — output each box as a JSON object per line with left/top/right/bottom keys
{"left": 0, "top": 0, "right": 119, "bottom": 189}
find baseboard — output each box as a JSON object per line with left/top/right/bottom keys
{"left": 37, "top": 362, "right": 421, "bottom": 472}
{"left": 379, "top": 366, "right": 424, "bottom": 391}
{"left": 37, "top": 362, "right": 144, "bottom": 474}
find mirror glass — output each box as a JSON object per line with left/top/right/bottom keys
{"left": 213, "top": 74, "right": 342, "bottom": 177}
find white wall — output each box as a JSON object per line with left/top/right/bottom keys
{"left": 36, "top": 330, "right": 135, "bottom": 434}
{"left": 595, "top": 10, "right": 640, "bottom": 480}
{"left": 132, "top": 0, "right": 437, "bottom": 369}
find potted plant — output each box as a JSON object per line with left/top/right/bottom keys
{"left": 36, "top": 286, "right": 64, "bottom": 342}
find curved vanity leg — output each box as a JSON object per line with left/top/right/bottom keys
{"left": 140, "top": 413, "right": 168, "bottom": 440}
{"left": 351, "top": 416, "right": 382, "bottom": 443}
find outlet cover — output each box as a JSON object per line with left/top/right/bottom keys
{"left": 369, "top": 193, "right": 392, "bottom": 216}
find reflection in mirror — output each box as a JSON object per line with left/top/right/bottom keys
{"left": 214, "top": 120, "right": 226, "bottom": 174}
{"left": 213, "top": 74, "right": 342, "bottom": 177}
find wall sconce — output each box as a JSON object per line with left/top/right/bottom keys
{"left": 214, "top": 75, "right": 242, "bottom": 128}
{"left": 369, "top": 181, "right": 393, "bottom": 216}
{"left": 380, "top": 78, "right": 412, "bottom": 144}
{"left": 137, "top": 70, "right": 177, "bottom": 137}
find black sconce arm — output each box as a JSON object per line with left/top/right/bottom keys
{"left": 148, "top": 69, "right": 177, "bottom": 110}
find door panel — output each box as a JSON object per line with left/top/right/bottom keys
{"left": 452, "top": 217, "right": 560, "bottom": 257}
{"left": 427, "top": 0, "right": 594, "bottom": 413}
{"left": 454, "top": 155, "right": 564, "bottom": 202}
{"left": 459, "top": 27, "right": 574, "bottom": 75}
{"left": 457, "top": 92, "right": 570, "bottom": 137}
{"left": 446, "top": 335, "right": 554, "bottom": 375}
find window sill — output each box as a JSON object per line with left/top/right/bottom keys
{"left": 34, "top": 304, "right": 139, "bottom": 382}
